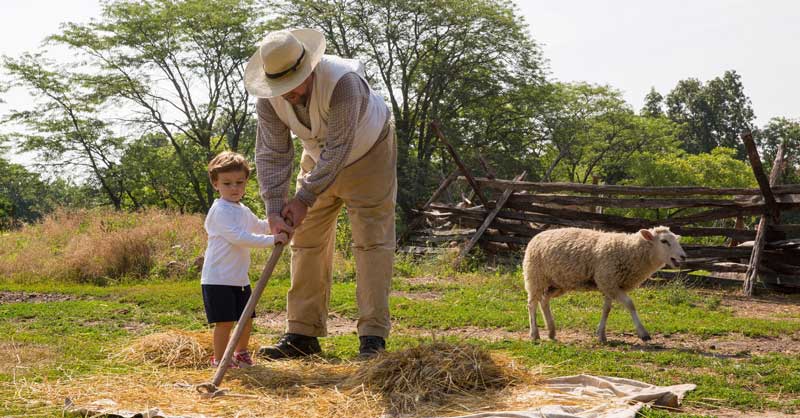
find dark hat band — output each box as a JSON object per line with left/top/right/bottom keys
{"left": 265, "top": 46, "right": 306, "bottom": 80}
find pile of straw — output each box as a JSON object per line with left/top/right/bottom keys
{"left": 17, "top": 334, "right": 549, "bottom": 417}
{"left": 346, "top": 342, "right": 526, "bottom": 414}
{"left": 116, "top": 331, "right": 210, "bottom": 369}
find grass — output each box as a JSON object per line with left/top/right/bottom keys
{"left": 2, "top": 210, "right": 799, "bottom": 416}
{"left": 3, "top": 270, "right": 799, "bottom": 416}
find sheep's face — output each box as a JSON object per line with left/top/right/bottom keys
{"left": 639, "top": 227, "right": 687, "bottom": 268}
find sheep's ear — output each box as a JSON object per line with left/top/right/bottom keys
{"left": 675, "top": 235, "right": 682, "bottom": 241}
{"left": 639, "top": 229, "right": 655, "bottom": 241}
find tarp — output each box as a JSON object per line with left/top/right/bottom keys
{"left": 447, "top": 374, "right": 696, "bottom": 418}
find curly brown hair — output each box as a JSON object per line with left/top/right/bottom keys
{"left": 207, "top": 151, "right": 251, "bottom": 182}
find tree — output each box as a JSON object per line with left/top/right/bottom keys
{"left": 50, "top": 0, "right": 272, "bottom": 211}
{"left": 535, "top": 82, "right": 678, "bottom": 184}
{"left": 117, "top": 133, "right": 204, "bottom": 211}
{"left": 755, "top": 117, "right": 800, "bottom": 183}
{"left": 2, "top": 54, "right": 128, "bottom": 209}
{"left": 0, "top": 157, "right": 95, "bottom": 229}
{"left": 0, "top": 158, "right": 49, "bottom": 229}
{"left": 271, "top": 0, "right": 547, "bottom": 216}
{"left": 665, "top": 70, "right": 755, "bottom": 156}
{"left": 623, "top": 147, "right": 756, "bottom": 224}
{"left": 641, "top": 87, "right": 664, "bottom": 118}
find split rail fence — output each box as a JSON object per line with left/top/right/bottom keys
{"left": 404, "top": 125, "right": 800, "bottom": 295}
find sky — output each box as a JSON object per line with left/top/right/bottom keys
{"left": 517, "top": 0, "right": 800, "bottom": 122}
{"left": 1, "top": 0, "right": 799, "bottom": 165}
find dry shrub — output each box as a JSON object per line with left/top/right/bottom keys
{"left": 65, "top": 228, "right": 155, "bottom": 282}
{"left": 0, "top": 208, "right": 85, "bottom": 280}
{"left": 0, "top": 207, "right": 205, "bottom": 283}
{"left": 116, "top": 331, "right": 211, "bottom": 369}
{"left": 345, "top": 342, "right": 526, "bottom": 414}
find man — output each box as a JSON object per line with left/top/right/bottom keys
{"left": 244, "top": 28, "right": 396, "bottom": 359}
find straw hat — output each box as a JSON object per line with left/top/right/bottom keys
{"left": 244, "top": 29, "right": 326, "bottom": 98}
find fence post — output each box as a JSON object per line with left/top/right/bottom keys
{"left": 742, "top": 134, "right": 785, "bottom": 296}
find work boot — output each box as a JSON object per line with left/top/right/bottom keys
{"left": 257, "top": 333, "right": 321, "bottom": 360}
{"left": 358, "top": 335, "right": 386, "bottom": 359}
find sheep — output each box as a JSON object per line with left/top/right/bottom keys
{"left": 522, "top": 226, "right": 687, "bottom": 343}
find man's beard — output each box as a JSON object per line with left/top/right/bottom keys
{"left": 285, "top": 93, "right": 306, "bottom": 105}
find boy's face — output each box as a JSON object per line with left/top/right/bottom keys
{"left": 212, "top": 170, "right": 248, "bottom": 203}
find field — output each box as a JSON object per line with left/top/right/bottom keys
{"left": 1, "top": 210, "right": 799, "bottom": 417}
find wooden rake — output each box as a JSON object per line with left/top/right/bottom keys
{"left": 195, "top": 235, "right": 288, "bottom": 398}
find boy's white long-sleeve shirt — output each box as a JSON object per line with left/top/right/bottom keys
{"left": 201, "top": 198, "right": 275, "bottom": 286}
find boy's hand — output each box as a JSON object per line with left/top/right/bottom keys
{"left": 274, "top": 232, "right": 289, "bottom": 245}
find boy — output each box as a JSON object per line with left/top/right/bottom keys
{"left": 202, "top": 151, "right": 288, "bottom": 368}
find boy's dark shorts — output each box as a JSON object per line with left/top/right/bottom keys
{"left": 202, "top": 284, "right": 256, "bottom": 324}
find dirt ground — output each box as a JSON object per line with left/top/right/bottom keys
{"left": 0, "top": 290, "right": 79, "bottom": 304}
{"left": 4, "top": 285, "right": 800, "bottom": 358}
{"left": 254, "top": 281, "right": 800, "bottom": 361}
{"left": 255, "top": 309, "right": 800, "bottom": 358}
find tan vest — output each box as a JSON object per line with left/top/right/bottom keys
{"left": 268, "top": 55, "right": 389, "bottom": 165}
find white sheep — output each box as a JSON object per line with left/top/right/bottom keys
{"left": 522, "top": 226, "right": 686, "bottom": 343}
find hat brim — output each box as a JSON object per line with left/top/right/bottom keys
{"left": 244, "top": 28, "right": 326, "bottom": 98}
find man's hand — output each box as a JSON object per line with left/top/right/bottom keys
{"left": 268, "top": 213, "right": 293, "bottom": 237}
{"left": 281, "top": 197, "right": 309, "bottom": 229}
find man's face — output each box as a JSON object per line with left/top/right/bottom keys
{"left": 281, "top": 73, "right": 314, "bottom": 105}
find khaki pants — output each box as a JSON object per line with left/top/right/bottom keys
{"left": 287, "top": 126, "right": 397, "bottom": 338}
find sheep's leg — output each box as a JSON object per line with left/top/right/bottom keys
{"left": 527, "top": 296, "right": 540, "bottom": 341}
{"left": 614, "top": 292, "right": 651, "bottom": 341}
{"left": 596, "top": 296, "right": 613, "bottom": 343}
{"left": 540, "top": 295, "right": 556, "bottom": 340}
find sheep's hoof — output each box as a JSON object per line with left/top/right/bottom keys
{"left": 597, "top": 335, "right": 608, "bottom": 344}
{"left": 530, "top": 333, "right": 540, "bottom": 342}
{"left": 640, "top": 333, "right": 652, "bottom": 342}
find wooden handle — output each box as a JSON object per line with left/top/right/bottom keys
{"left": 209, "top": 240, "right": 288, "bottom": 387}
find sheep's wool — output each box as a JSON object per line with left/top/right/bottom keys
{"left": 523, "top": 227, "right": 667, "bottom": 294}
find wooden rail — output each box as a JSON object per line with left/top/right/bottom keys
{"left": 404, "top": 126, "right": 800, "bottom": 294}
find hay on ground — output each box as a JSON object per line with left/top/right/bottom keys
{"left": 15, "top": 334, "right": 559, "bottom": 418}
{"left": 116, "top": 331, "right": 211, "bottom": 369}
{"left": 345, "top": 341, "right": 531, "bottom": 414}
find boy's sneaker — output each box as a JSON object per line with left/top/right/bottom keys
{"left": 210, "top": 356, "right": 239, "bottom": 369}
{"left": 233, "top": 351, "right": 254, "bottom": 368}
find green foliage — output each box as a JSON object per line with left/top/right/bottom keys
{"left": 616, "top": 148, "right": 758, "bottom": 242}
{"left": 1, "top": 54, "right": 128, "bottom": 208}
{"left": 0, "top": 157, "right": 97, "bottom": 229}
{"left": 0, "top": 158, "right": 54, "bottom": 229}
{"left": 48, "top": 0, "right": 275, "bottom": 211}
{"left": 664, "top": 70, "right": 755, "bottom": 156}
{"left": 756, "top": 117, "right": 800, "bottom": 180}
{"left": 536, "top": 82, "right": 679, "bottom": 184}
{"left": 626, "top": 147, "right": 756, "bottom": 189}
{"left": 274, "top": 0, "right": 548, "bottom": 216}
{"left": 641, "top": 87, "right": 664, "bottom": 118}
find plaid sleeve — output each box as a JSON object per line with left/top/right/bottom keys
{"left": 295, "top": 72, "right": 369, "bottom": 207}
{"left": 254, "top": 98, "right": 294, "bottom": 216}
